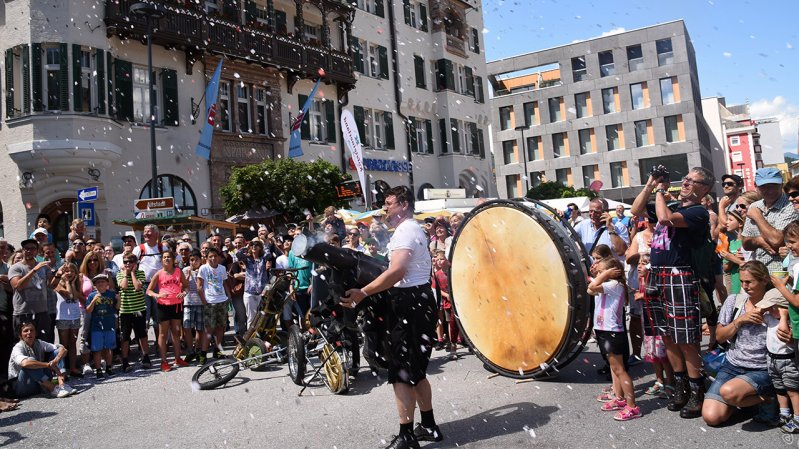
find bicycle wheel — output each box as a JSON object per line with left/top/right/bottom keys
{"left": 192, "top": 359, "right": 240, "bottom": 390}
{"left": 287, "top": 325, "right": 306, "bottom": 386}
{"left": 243, "top": 337, "right": 268, "bottom": 371}
{"left": 321, "top": 343, "right": 348, "bottom": 394}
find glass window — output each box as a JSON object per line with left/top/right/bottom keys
{"left": 523, "top": 102, "right": 536, "bottom": 126}
{"left": 237, "top": 84, "right": 251, "bottom": 133}
{"left": 552, "top": 133, "right": 565, "bottom": 158}
{"left": 599, "top": 51, "right": 615, "bottom": 77}
{"left": 660, "top": 77, "right": 675, "bottom": 105}
{"left": 502, "top": 140, "right": 516, "bottom": 164}
{"left": 606, "top": 125, "right": 620, "bottom": 150}
{"left": 368, "top": 43, "right": 380, "bottom": 78}
{"left": 572, "top": 56, "right": 587, "bottom": 82}
{"left": 556, "top": 168, "right": 570, "bottom": 186}
{"left": 630, "top": 82, "right": 645, "bottom": 110}
{"left": 44, "top": 47, "right": 61, "bottom": 111}
{"left": 656, "top": 38, "right": 674, "bottom": 66}
{"left": 255, "top": 87, "right": 268, "bottom": 136}
{"left": 548, "top": 97, "right": 562, "bottom": 122}
{"left": 665, "top": 115, "right": 680, "bottom": 143}
{"left": 414, "top": 118, "right": 430, "bottom": 154}
{"left": 309, "top": 99, "right": 325, "bottom": 142}
{"left": 140, "top": 174, "right": 198, "bottom": 215}
{"left": 634, "top": 120, "right": 649, "bottom": 147}
{"left": 218, "top": 82, "right": 231, "bottom": 131}
{"left": 78, "top": 50, "right": 95, "bottom": 113}
{"left": 575, "top": 92, "right": 589, "bottom": 118}
{"left": 602, "top": 88, "right": 616, "bottom": 114}
{"left": 582, "top": 165, "right": 596, "bottom": 187}
{"left": 578, "top": 128, "right": 591, "bottom": 155}
{"left": 527, "top": 136, "right": 540, "bottom": 161}
{"left": 730, "top": 136, "right": 740, "bottom": 146}
{"left": 506, "top": 175, "right": 519, "bottom": 198}
{"left": 610, "top": 162, "right": 625, "bottom": 188}
{"left": 627, "top": 45, "right": 643, "bottom": 71}
{"left": 132, "top": 66, "right": 158, "bottom": 123}
{"left": 499, "top": 106, "right": 512, "bottom": 130}
{"left": 530, "top": 171, "right": 543, "bottom": 187}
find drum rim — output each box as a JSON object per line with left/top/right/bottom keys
{"left": 448, "top": 198, "right": 592, "bottom": 379}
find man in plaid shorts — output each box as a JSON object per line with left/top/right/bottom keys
{"left": 631, "top": 166, "right": 714, "bottom": 419}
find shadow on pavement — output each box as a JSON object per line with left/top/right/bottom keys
{"left": 436, "top": 402, "right": 557, "bottom": 448}
{"left": 0, "top": 430, "right": 24, "bottom": 447}
{"left": 0, "top": 410, "right": 57, "bottom": 429}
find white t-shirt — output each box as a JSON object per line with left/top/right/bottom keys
{"left": 275, "top": 255, "right": 289, "bottom": 270}
{"left": 197, "top": 264, "right": 228, "bottom": 304}
{"left": 593, "top": 280, "right": 626, "bottom": 332}
{"left": 387, "top": 219, "right": 432, "bottom": 288}
{"left": 133, "top": 242, "right": 168, "bottom": 281}
{"left": 764, "top": 309, "right": 794, "bottom": 355}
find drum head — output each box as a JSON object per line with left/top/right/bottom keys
{"left": 449, "top": 200, "right": 589, "bottom": 378}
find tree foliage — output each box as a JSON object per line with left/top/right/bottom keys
{"left": 220, "top": 158, "right": 351, "bottom": 221}
{"left": 525, "top": 181, "right": 598, "bottom": 200}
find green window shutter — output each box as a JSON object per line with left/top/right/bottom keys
{"left": 106, "top": 53, "right": 114, "bottom": 116}
{"left": 419, "top": 4, "right": 428, "bottom": 31}
{"left": 474, "top": 75, "right": 484, "bottom": 103}
{"left": 96, "top": 49, "right": 105, "bottom": 115}
{"left": 351, "top": 36, "right": 364, "bottom": 73}
{"left": 161, "top": 68, "right": 179, "bottom": 126}
{"left": 435, "top": 59, "right": 445, "bottom": 91}
{"left": 450, "top": 119, "right": 460, "bottom": 153}
{"left": 472, "top": 28, "right": 480, "bottom": 54}
{"left": 5, "top": 49, "right": 14, "bottom": 118}
{"left": 414, "top": 56, "right": 425, "bottom": 88}
{"left": 445, "top": 60, "right": 455, "bottom": 91}
{"left": 275, "top": 10, "right": 287, "bottom": 34}
{"left": 477, "top": 128, "right": 485, "bottom": 159}
{"left": 244, "top": 0, "right": 256, "bottom": 23}
{"left": 375, "top": 0, "right": 385, "bottom": 18}
{"left": 31, "top": 44, "right": 42, "bottom": 112}
{"left": 439, "top": 118, "right": 448, "bottom": 154}
{"left": 353, "top": 106, "right": 365, "bottom": 141}
{"left": 425, "top": 120, "right": 434, "bottom": 154}
{"left": 378, "top": 45, "right": 389, "bottom": 80}
{"left": 73, "top": 44, "right": 83, "bottom": 112}
{"left": 403, "top": 0, "right": 411, "bottom": 25}
{"left": 464, "top": 66, "right": 474, "bottom": 95}
{"left": 383, "top": 111, "right": 394, "bottom": 149}
{"left": 114, "top": 59, "right": 133, "bottom": 121}
{"left": 21, "top": 44, "right": 30, "bottom": 114}
{"left": 298, "top": 94, "right": 310, "bottom": 139}
{"left": 408, "top": 116, "right": 417, "bottom": 152}
{"left": 325, "top": 100, "right": 336, "bottom": 143}
{"left": 59, "top": 43, "right": 69, "bottom": 111}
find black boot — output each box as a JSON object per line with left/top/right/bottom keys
{"left": 667, "top": 376, "right": 689, "bottom": 411}
{"left": 680, "top": 381, "right": 705, "bottom": 419}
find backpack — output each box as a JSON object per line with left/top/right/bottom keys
{"left": 685, "top": 205, "right": 716, "bottom": 300}
{"left": 138, "top": 243, "right": 163, "bottom": 259}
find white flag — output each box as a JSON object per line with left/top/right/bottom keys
{"left": 341, "top": 110, "right": 368, "bottom": 205}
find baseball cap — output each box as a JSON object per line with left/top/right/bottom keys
{"left": 122, "top": 234, "right": 136, "bottom": 243}
{"left": 32, "top": 227, "right": 48, "bottom": 236}
{"left": 754, "top": 168, "right": 783, "bottom": 187}
{"left": 757, "top": 288, "right": 789, "bottom": 310}
{"left": 92, "top": 273, "right": 110, "bottom": 284}
{"left": 721, "top": 174, "right": 743, "bottom": 186}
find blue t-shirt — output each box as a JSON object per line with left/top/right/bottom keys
{"left": 87, "top": 290, "right": 117, "bottom": 332}
{"left": 650, "top": 205, "right": 709, "bottom": 267}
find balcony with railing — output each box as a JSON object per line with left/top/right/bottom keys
{"left": 104, "top": 0, "right": 355, "bottom": 85}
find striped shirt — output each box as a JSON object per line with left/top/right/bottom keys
{"left": 742, "top": 194, "right": 799, "bottom": 272}
{"left": 116, "top": 270, "right": 146, "bottom": 314}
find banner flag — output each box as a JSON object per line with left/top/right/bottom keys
{"left": 194, "top": 59, "right": 224, "bottom": 160}
{"left": 288, "top": 78, "right": 322, "bottom": 158}
{"left": 340, "top": 109, "right": 368, "bottom": 205}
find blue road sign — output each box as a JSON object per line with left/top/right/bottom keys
{"left": 77, "top": 202, "right": 96, "bottom": 227}
{"left": 77, "top": 187, "right": 98, "bottom": 202}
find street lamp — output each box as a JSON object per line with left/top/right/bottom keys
{"left": 130, "top": 2, "right": 165, "bottom": 198}
{"left": 515, "top": 125, "right": 531, "bottom": 193}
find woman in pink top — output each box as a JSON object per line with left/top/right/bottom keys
{"left": 146, "top": 251, "right": 189, "bottom": 371}
{"left": 77, "top": 252, "right": 104, "bottom": 373}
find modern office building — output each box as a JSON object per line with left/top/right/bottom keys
{"left": 0, "top": 0, "right": 492, "bottom": 247}
{"left": 487, "top": 20, "right": 715, "bottom": 202}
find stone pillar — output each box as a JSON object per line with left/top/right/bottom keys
{"left": 321, "top": 10, "right": 330, "bottom": 48}
{"left": 267, "top": 0, "right": 275, "bottom": 31}
{"left": 295, "top": 0, "right": 305, "bottom": 42}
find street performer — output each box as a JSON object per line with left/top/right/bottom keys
{"left": 341, "top": 186, "right": 441, "bottom": 449}
{"left": 630, "top": 166, "right": 715, "bottom": 419}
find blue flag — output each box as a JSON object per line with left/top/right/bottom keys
{"left": 194, "top": 59, "right": 224, "bottom": 159}
{"left": 288, "top": 78, "right": 322, "bottom": 158}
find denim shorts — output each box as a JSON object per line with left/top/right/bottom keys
{"left": 705, "top": 359, "right": 775, "bottom": 404}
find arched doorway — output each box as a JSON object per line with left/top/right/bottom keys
{"left": 417, "top": 183, "right": 434, "bottom": 201}
{"left": 139, "top": 174, "right": 198, "bottom": 215}
{"left": 41, "top": 198, "right": 75, "bottom": 255}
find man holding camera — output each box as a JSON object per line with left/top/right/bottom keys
{"left": 631, "top": 166, "right": 715, "bottom": 419}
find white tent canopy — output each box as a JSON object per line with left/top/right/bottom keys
{"left": 538, "top": 196, "right": 633, "bottom": 214}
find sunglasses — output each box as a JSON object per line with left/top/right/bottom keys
{"left": 73, "top": 242, "right": 85, "bottom": 246}
{"left": 721, "top": 182, "right": 737, "bottom": 187}
{"left": 123, "top": 260, "right": 135, "bottom": 265}
{"left": 88, "top": 259, "right": 100, "bottom": 263}
{"left": 735, "top": 204, "right": 747, "bottom": 209}
{"left": 789, "top": 191, "right": 799, "bottom": 199}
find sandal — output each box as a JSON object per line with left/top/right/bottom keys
{"left": 644, "top": 382, "right": 664, "bottom": 395}
{"left": 601, "top": 398, "right": 627, "bottom": 411}
{"left": 597, "top": 392, "right": 615, "bottom": 402}
{"left": 614, "top": 405, "right": 642, "bottom": 421}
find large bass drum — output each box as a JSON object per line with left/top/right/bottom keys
{"left": 449, "top": 199, "right": 591, "bottom": 379}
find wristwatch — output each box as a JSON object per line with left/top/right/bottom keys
{"left": 655, "top": 188, "right": 668, "bottom": 195}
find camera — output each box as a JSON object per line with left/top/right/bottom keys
{"left": 650, "top": 164, "right": 670, "bottom": 182}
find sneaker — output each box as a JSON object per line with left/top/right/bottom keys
{"left": 160, "top": 361, "right": 172, "bottom": 372}
{"left": 105, "top": 368, "right": 114, "bottom": 377}
{"left": 614, "top": 405, "right": 642, "bottom": 421}
{"left": 198, "top": 353, "right": 208, "bottom": 365}
{"left": 780, "top": 415, "right": 793, "bottom": 428}
{"left": 213, "top": 350, "right": 226, "bottom": 360}
{"left": 448, "top": 351, "right": 458, "bottom": 360}
{"left": 95, "top": 368, "right": 104, "bottom": 379}
{"left": 141, "top": 355, "right": 152, "bottom": 369}
{"left": 434, "top": 340, "right": 445, "bottom": 351}
{"left": 82, "top": 364, "right": 94, "bottom": 376}
{"left": 782, "top": 418, "right": 799, "bottom": 434}
{"left": 51, "top": 386, "right": 70, "bottom": 399}
{"left": 627, "top": 355, "right": 642, "bottom": 366}
{"left": 184, "top": 352, "right": 197, "bottom": 364}
{"left": 174, "top": 358, "right": 189, "bottom": 368}
{"left": 597, "top": 392, "right": 616, "bottom": 403}
{"left": 645, "top": 382, "right": 664, "bottom": 396}
{"left": 62, "top": 384, "right": 76, "bottom": 396}
{"left": 601, "top": 398, "right": 627, "bottom": 411}
{"left": 121, "top": 361, "right": 130, "bottom": 372}
{"left": 413, "top": 423, "right": 444, "bottom": 442}
{"left": 384, "top": 433, "right": 420, "bottom": 449}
